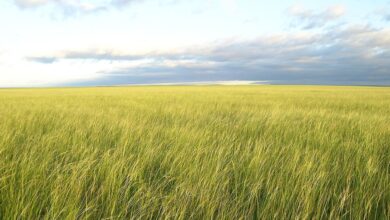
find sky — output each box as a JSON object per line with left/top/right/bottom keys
{"left": 0, "top": 0, "right": 389, "bottom": 87}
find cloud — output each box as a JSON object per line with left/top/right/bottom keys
{"left": 27, "top": 50, "right": 142, "bottom": 62}
{"left": 26, "top": 24, "right": 390, "bottom": 86}
{"left": 375, "top": 5, "right": 390, "bottom": 21}
{"left": 13, "top": 0, "right": 141, "bottom": 16}
{"left": 27, "top": 56, "right": 58, "bottom": 64}
{"left": 111, "top": 0, "right": 141, "bottom": 7}
{"left": 14, "top": 0, "right": 49, "bottom": 8}
{"left": 288, "top": 4, "right": 346, "bottom": 29}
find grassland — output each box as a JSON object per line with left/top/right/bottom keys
{"left": 0, "top": 85, "right": 389, "bottom": 219}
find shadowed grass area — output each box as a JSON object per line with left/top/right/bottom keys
{"left": 0, "top": 85, "right": 389, "bottom": 219}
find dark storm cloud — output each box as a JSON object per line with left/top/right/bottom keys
{"left": 27, "top": 24, "right": 390, "bottom": 85}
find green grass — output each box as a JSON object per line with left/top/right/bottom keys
{"left": 0, "top": 85, "right": 389, "bottom": 219}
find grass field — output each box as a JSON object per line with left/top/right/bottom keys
{"left": 0, "top": 86, "right": 389, "bottom": 219}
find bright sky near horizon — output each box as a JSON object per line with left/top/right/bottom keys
{"left": 0, "top": 0, "right": 389, "bottom": 87}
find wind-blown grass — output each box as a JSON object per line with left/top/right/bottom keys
{"left": 0, "top": 86, "right": 389, "bottom": 219}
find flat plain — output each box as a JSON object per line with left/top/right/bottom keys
{"left": 0, "top": 86, "right": 389, "bottom": 219}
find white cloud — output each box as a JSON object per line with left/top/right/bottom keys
{"left": 2, "top": 2, "right": 389, "bottom": 86}
{"left": 219, "top": 0, "right": 237, "bottom": 13}
{"left": 14, "top": 0, "right": 49, "bottom": 8}
{"left": 374, "top": 5, "right": 390, "bottom": 21}
{"left": 21, "top": 23, "right": 390, "bottom": 86}
{"left": 0, "top": 60, "right": 99, "bottom": 87}
{"left": 326, "top": 5, "right": 346, "bottom": 18}
{"left": 12, "top": 0, "right": 142, "bottom": 17}
{"left": 288, "top": 4, "right": 346, "bottom": 29}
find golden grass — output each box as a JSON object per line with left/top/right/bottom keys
{"left": 0, "top": 85, "right": 389, "bottom": 219}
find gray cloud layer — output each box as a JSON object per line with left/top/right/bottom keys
{"left": 28, "top": 24, "right": 390, "bottom": 86}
